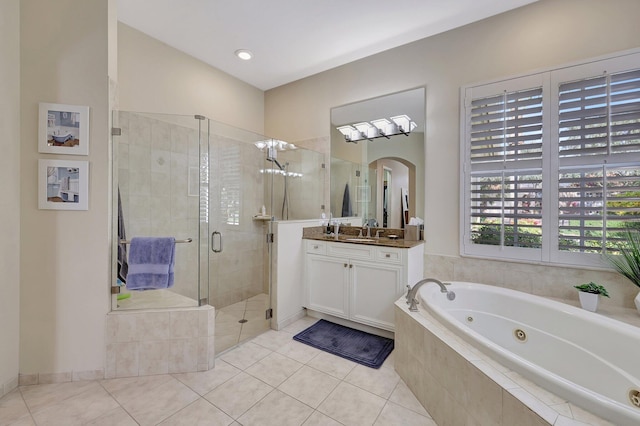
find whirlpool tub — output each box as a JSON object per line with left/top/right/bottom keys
{"left": 399, "top": 281, "right": 640, "bottom": 425}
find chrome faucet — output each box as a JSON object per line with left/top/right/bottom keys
{"left": 406, "top": 278, "right": 455, "bottom": 311}
{"left": 363, "top": 224, "right": 370, "bottom": 238}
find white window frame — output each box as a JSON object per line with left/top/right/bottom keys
{"left": 460, "top": 49, "right": 640, "bottom": 267}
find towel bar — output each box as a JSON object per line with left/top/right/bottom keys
{"left": 119, "top": 238, "right": 192, "bottom": 244}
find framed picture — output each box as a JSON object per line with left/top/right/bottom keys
{"left": 38, "top": 102, "right": 90, "bottom": 155}
{"left": 38, "top": 159, "right": 89, "bottom": 210}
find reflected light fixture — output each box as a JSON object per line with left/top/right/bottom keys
{"left": 254, "top": 139, "right": 296, "bottom": 151}
{"left": 337, "top": 115, "right": 417, "bottom": 143}
{"left": 235, "top": 49, "right": 253, "bottom": 60}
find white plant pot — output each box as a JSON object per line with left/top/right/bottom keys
{"left": 635, "top": 292, "right": 640, "bottom": 314}
{"left": 578, "top": 291, "right": 599, "bottom": 312}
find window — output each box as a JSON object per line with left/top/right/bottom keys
{"left": 461, "top": 51, "right": 640, "bottom": 266}
{"left": 220, "top": 145, "right": 241, "bottom": 226}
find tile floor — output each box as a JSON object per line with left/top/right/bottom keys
{"left": 0, "top": 316, "right": 436, "bottom": 426}
{"left": 214, "top": 294, "right": 272, "bottom": 354}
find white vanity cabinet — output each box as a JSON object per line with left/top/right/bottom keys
{"left": 304, "top": 239, "right": 424, "bottom": 331}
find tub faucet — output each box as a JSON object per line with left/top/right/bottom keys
{"left": 406, "top": 278, "right": 455, "bottom": 311}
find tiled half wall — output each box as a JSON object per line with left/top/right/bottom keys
{"left": 105, "top": 305, "right": 215, "bottom": 378}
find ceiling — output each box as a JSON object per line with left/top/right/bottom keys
{"left": 117, "top": 0, "right": 538, "bottom": 91}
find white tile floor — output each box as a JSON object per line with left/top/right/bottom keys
{"left": 0, "top": 317, "right": 436, "bottom": 426}
{"left": 215, "top": 294, "right": 272, "bottom": 355}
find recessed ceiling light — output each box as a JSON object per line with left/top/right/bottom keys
{"left": 235, "top": 49, "right": 253, "bottom": 60}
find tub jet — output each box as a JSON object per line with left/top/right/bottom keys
{"left": 514, "top": 329, "right": 527, "bottom": 342}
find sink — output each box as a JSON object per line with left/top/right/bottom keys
{"left": 345, "top": 238, "right": 376, "bottom": 242}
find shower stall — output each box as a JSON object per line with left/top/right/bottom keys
{"left": 112, "top": 111, "right": 325, "bottom": 355}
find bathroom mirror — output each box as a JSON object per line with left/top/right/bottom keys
{"left": 330, "top": 88, "right": 425, "bottom": 228}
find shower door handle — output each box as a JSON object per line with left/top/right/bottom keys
{"left": 211, "top": 231, "right": 223, "bottom": 253}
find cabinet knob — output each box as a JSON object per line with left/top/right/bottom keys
{"left": 349, "top": 264, "right": 353, "bottom": 268}
{"left": 344, "top": 263, "right": 348, "bottom": 268}
{"left": 313, "top": 245, "right": 318, "bottom": 249}
{"left": 385, "top": 253, "right": 391, "bottom": 258}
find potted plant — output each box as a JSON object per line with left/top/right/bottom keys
{"left": 606, "top": 229, "right": 640, "bottom": 313}
{"left": 574, "top": 282, "right": 609, "bottom": 312}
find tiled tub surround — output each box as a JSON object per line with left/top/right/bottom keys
{"left": 394, "top": 300, "right": 619, "bottom": 426}
{"left": 425, "top": 253, "right": 639, "bottom": 311}
{"left": 105, "top": 305, "right": 215, "bottom": 379}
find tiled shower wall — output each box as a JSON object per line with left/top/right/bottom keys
{"left": 330, "top": 158, "right": 360, "bottom": 219}
{"left": 117, "top": 112, "right": 201, "bottom": 301}
{"left": 266, "top": 147, "right": 326, "bottom": 221}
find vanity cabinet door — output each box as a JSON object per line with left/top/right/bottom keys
{"left": 349, "top": 260, "right": 403, "bottom": 331}
{"left": 305, "top": 254, "right": 349, "bottom": 319}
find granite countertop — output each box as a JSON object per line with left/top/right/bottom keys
{"left": 302, "top": 226, "right": 424, "bottom": 249}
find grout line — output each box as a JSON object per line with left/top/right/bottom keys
{"left": 10, "top": 317, "right": 414, "bottom": 426}
{"left": 96, "top": 380, "right": 140, "bottom": 425}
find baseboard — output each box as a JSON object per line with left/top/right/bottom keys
{"left": 1, "top": 376, "right": 18, "bottom": 398}
{"left": 17, "top": 369, "right": 105, "bottom": 386}
{"left": 306, "top": 310, "right": 395, "bottom": 339}
{"left": 275, "top": 308, "right": 307, "bottom": 331}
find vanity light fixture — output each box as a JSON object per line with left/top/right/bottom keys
{"left": 337, "top": 125, "right": 360, "bottom": 143}
{"left": 390, "top": 115, "right": 417, "bottom": 134}
{"left": 235, "top": 49, "right": 253, "bottom": 60}
{"left": 337, "top": 115, "right": 417, "bottom": 143}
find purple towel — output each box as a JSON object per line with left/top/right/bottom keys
{"left": 126, "top": 237, "right": 175, "bottom": 290}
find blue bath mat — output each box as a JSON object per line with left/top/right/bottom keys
{"left": 293, "top": 320, "right": 394, "bottom": 369}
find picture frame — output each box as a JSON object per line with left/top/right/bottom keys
{"left": 38, "top": 159, "right": 89, "bottom": 210}
{"left": 38, "top": 102, "right": 90, "bottom": 155}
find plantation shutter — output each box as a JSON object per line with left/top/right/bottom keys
{"left": 557, "top": 69, "right": 640, "bottom": 253}
{"left": 468, "top": 88, "right": 543, "bottom": 248}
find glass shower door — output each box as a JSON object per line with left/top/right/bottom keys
{"left": 208, "top": 122, "right": 272, "bottom": 354}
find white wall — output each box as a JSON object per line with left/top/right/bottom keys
{"left": 264, "top": 0, "right": 640, "bottom": 257}
{"left": 0, "top": 0, "right": 21, "bottom": 396}
{"left": 19, "top": 0, "right": 114, "bottom": 377}
{"left": 273, "top": 220, "right": 310, "bottom": 329}
{"left": 118, "top": 23, "right": 265, "bottom": 134}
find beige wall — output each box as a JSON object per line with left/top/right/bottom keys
{"left": 19, "top": 0, "right": 113, "bottom": 376}
{"left": 265, "top": 0, "right": 640, "bottom": 258}
{"left": 118, "top": 23, "right": 265, "bottom": 134}
{"left": 13, "top": 0, "right": 265, "bottom": 378}
{"left": 0, "top": 0, "right": 21, "bottom": 396}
